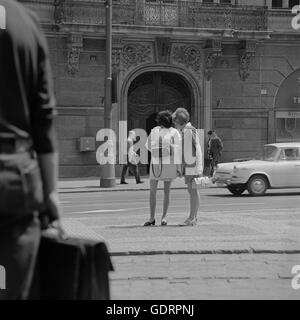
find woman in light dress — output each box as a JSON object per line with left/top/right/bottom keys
{"left": 144, "top": 110, "right": 182, "bottom": 227}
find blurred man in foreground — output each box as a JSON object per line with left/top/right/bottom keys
{"left": 0, "top": 0, "right": 63, "bottom": 299}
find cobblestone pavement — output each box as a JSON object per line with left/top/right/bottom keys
{"left": 110, "top": 254, "right": 300, "bottom": 300}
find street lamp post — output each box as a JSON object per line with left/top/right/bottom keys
{"left": 100, "top": 0, "right": 116, "bottom": 188}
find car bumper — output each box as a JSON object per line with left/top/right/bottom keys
{"left": 213, "top": 176, "right": 247, "bottom": 185}
{"left": 212, "top": 176, "right": 232, "bottom": 185}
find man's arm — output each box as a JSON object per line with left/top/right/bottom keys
{"left": 218, "top": 138, "right": 224, "bottom": 152}
{"left": 37, "top": 153, "right": 60, "bottom": 223}
{"left": 30, "top": 20, "right": 62, "bottom": 226}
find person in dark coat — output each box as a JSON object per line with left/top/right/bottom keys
{"left": 207, "top": 130, "right": 223, "bottom": 177}
{"left": 120, "top": 130, "right": 144, "bottom": 185}
{"left": 0, "top": 0, "right": 63, "bottom": 300}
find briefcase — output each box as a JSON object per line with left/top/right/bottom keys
{"left": 30, "top": 233, "right": 114, "bottom": 300}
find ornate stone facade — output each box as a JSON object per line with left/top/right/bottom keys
{"left": 239, "top": 40, "right": 257, "bottom": 81}
{"left": 204, "top": 40, "right": 223, "bottom": 81}
{"left": 121, "top": 44, "right": 153, "bottom": 71}
{"left": 172, "top": 45, "right": 202, "bottom": 75}
{"left": 20, "top": 0, "right": 299, "bottom": 178}
{"left": 67, "top": 34, "right": 83, "bottom": 76}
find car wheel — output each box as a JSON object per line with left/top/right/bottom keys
{"left": 227, "top": 185, "right": 246, "bottom": 196}
{"left": 247, "top": 175, "right": 268, "bottom": 196}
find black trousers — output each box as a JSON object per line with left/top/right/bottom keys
{"left": 209, "top": 153, "right": 221, "bottom": 177}
{"left": 0, "top": 214, "right": 41, "bottom": 300}
{"left": 120, "top": 162, "right": 141, "bottom": 183}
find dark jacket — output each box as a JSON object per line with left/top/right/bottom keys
{"left": 0, "top": 0, "right": 56, "bottom": 154}
{"left": 208, "top": 136, "right": 223, "bottom": 156}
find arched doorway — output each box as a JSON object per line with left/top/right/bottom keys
{"left": 127, "top": 71, "right": 193, "bottom": 133}
{"left": 127, "top": 71, "right": 194, "bottom": 174}
{"left": 274, "top": 68, "right": 300, "bottom": 142}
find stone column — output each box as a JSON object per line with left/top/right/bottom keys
{"left": 203, "top": 79, "right": 213, "bottom": 132}
{"left": 268, "top": 110, "right": 276, "bottom": 143}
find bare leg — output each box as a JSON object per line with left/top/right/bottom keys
{"left": 149, "top": 179, "right": 158, "bottom": 221}
{"left": 187, "top": 181, "right": 200, "bottom": 220}
{"left": 162, "top": 181, "right": 171, "bottom": 220}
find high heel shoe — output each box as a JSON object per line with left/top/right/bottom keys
{"left": 144, "top": 219, "right": 155, "bottom": 227}
{"left": 181, "top": 218, "right": 197, "bottom": 226}
{"left": 161, "top": 218, "right": 167, "bottom": 226}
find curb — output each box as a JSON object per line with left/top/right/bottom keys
{"left": 110, "top": 249, "right": 300, "bottom": 257}
{"left": 59, "top": 186, "right": 224, "bottom": 194}
{"left": 59, "top": 186, "right": 188, "bottom": 194}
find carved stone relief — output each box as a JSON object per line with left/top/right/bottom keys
{"left": 239, "top": 40, "right": 256, "bottom": 81}
{"left": 172, "top": 45, "right": 202, "bottom": 75}
{"left": 112, "top": 43, "right": 153, "bottom": 74}
{"left": 122, "top": 44, "right": 153, "bottom": 71}
{"left": 112, "top": 47, "right": 122, "bottom": 73}
{"left": 204, "top": 53, "right": 219, "bottom": 81}
{"left": 204, "top": 40, "right": 223, "bottom": 81}
{"left": 67, "top": 34, "right": 83, "bottom": 76}
{"left": 54, "top": 0, "right": 65, "bottom": 27}
{"left": 67, "top": 47, "right": 81, "bottom": 76}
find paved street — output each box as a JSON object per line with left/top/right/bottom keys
{"left": 60, "top": 183, "right": 300, "bottom": 253}
{"left": 59, "top": 180, "right": 300, "bottom": 299}
{"left": 110, "top": 254, "right": 300, "bottom": 300}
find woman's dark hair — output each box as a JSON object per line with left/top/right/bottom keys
{"left": 156, "top": 110, "right": 173, "bottom": 128}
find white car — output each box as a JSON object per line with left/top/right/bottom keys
{"left": 213, "top": 142, "right": 300, "bottom": 196}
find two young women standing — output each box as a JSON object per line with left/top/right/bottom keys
{"left": 144, "top": 108, "right": 203, "bottom": 227}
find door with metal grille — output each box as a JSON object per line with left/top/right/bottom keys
{"left": 128, "top": 71, "right": 192, "bottom": 132}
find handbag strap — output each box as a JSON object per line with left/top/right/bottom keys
{"left": 151, "top": 136, "right": 163, "bottom": 178}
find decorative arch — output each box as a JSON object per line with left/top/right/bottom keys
{"left": 274, "top": 68, "right": 300, "bottom": 110}
{"left": 120, "top": 64, "right": 203, "bottom": 127}
{"left": 273, "top": 68, "right": 300, "bottom": 142}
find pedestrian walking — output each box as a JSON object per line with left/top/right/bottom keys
{"left": 207, "top": 130, "right": 223, "bottom": 177}
{"left": 144, "top": 111, "right": 182, "bottom": 227}
{"left": 120, "top": 130, "right": 144, "bottom": 185}
{"left": 0, "top": 0, "right": 64, "bottom": 300}
{"left": 172, "top": 108, "right": 203, "bottom": 226}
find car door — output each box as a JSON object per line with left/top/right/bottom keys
{"left": 272, "top": 148, "right": 300, "bottom": 188}
{"left": 293, "top": 148, "right": 300, "bottom": 187}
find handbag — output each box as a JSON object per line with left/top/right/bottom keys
{"left": 128, "top": 150, "right": 139, "bottom": 165}
{"left": 0, "top": 152, "right": 44, "bottom": 217}
{"left": 151, "top": 135, "right": 176, "bottom": 179}
{"left": 192, "top": 176, "right": 211, "bottom": 189}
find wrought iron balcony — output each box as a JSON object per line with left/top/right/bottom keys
{"left": 21, "top": 0, "right": 268, "bottom": 31}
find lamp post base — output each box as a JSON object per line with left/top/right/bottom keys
{"left": 100, "top": 178, "right": 116, "bottom": 188}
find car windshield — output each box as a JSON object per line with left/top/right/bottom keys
{"left": 260, "top": 146, "right": 279, "bottom": 161}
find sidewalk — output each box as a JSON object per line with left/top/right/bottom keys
{"left": 59, "top": 176, "right": 221, "bottom": 193}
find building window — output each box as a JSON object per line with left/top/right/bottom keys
{"left": 220, "top": 0, "right": 232, "bottom": 4}
{"left": 289, "top": 0, "right": 300, "bottom": 8}
{"left": 202, "top": 0, "right": 214, "bottom": 3}
{"left": 272, "top": 0, "right": 283, "bottom": 8}
{"left": 276, "top": 113, "right": 300, "bottom": 142}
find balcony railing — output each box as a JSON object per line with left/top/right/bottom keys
{"left": 21, "top": 0, "right": 268, "bottom": 31}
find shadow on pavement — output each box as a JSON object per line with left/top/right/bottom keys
{"left": 105, "top": 225, "right": 198, "bottom": 229}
